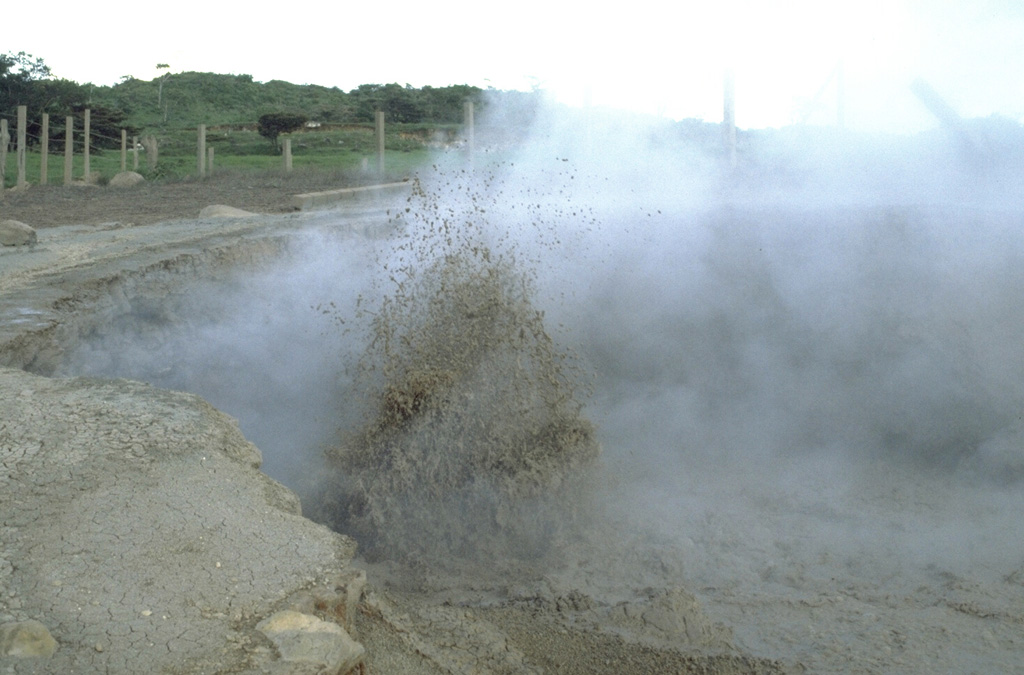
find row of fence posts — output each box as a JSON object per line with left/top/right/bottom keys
{"left": 2, "top": 102, "right": 477, "bottom": 193}
{"left": 0, "top": 106, "right": 154, "bottom": 192}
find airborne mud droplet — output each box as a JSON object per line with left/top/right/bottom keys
{"left": 316, "top": 169, "right": 600, "bottom": 563}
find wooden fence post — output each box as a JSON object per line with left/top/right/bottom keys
{"left": 17, "top": 105, "right": 27, "bottom": 187}
{"left": 283, "top": 138, "right": 292, "bottom": 172}
{"left": 723, "top": 69, "right": 736, "bottom": 169}
{"left": 463, "top": 101, "right": 474, "bottom": 169}
{"left": 40, "top": 113, "right": 49, "bottom": 185}
{"left": 143, "top": 135, "right": 158, "bottom": 170}
{"left": 197, "top": 124, "right": 206, "bottom": 177}
{"left": 133, "top": 135, "right": 139, "bottom": 170}
{"left": 0, "top": 119, "right": 7, "bottom": 192}
{"left": 83, "top": 109, "right": 91, "bottom": 181}
{"left": 375, "top": 111, "right": 385, "bottom": 176}
{"left": 207, "top": 147, "right": 214, "bottom": 176}
{"left": 63, "top": 116, "right": 73, "bottom": 186}
{"left": 121, "top": 129, "right": 127, "bottom": 172}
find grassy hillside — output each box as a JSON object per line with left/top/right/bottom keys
{"left": 89, "top": 73, "right": 499, "bottom": 133}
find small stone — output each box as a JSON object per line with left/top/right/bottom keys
{"left": 94, "top": 643, "right": 104, "bottom": 652}
{"left": 140, "top": 610, "right": 152, "bottom": 617}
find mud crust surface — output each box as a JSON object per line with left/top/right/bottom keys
{"left": 0, "top": 367, "right": 361, "bottom": 674}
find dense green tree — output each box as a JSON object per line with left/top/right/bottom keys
{"left": 381, "top": 83, "right": 423, "bottom": 123}
{"left": 419, "top": 84, "right": 483, "bottom": 124}
{"left": 0, "top": 51, "right": 97, "bottom": 150}
{"left": 73, "top": 103, "right": 134, "bottom": 150}
{"left": 257, "top": 111, "right": 307, "bottom": 151}
{"left": 343, "top": 83, "right": 484, "bottom": 125}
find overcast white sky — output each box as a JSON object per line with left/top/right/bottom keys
{"left": 10, "top": 0, "right": 1024, "bottom": 133}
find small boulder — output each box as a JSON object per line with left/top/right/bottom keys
{"left": 198, "top": 204, "right": 256, "bottom": 218}
{"left": 0, "top": 620, "right": 58, "bottom": 658}
{"left": 256, "top": 610, "right": 364, "bottom": 673}
{"left": 109, "top": 171, "right": 145, "bottom": 188}
{"left": 0, "top": 219, "right": 37, "bottom": 247}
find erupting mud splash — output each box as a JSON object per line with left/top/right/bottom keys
{"left": 316, "top": 172, "right": 600, "bottom": 562}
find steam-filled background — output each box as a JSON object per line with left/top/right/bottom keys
{"left": 61, "top": 103, "right": 1024, "bottom": 606}
{"left": 21, "top": 1, "right": 1024, "bottom": 136}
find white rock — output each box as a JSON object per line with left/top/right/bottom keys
{"left": 109, "top": 171, "right": 145, "bottom": 188}
{"left": 0, "top": 620, "right": 57, "bottom": 658}
{"left": 198, "top": 204, "right": 256, "bottom": 218}
{"left": 256, "top": 610, "right": 364, "bottom": 672}
{"left": 0, "top": 219, "right": 37, "bottom": 247}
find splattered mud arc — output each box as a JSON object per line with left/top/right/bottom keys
{"left": 316, "top": 174, "right": 601, "bottom": 562}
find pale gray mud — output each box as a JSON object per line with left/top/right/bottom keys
{"left": 4, "top": 178, "right": 1021, "bottom": 674}
{"left": 0, "top": 200, "right": 788, "bottom": 674}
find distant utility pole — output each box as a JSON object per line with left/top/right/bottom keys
{"left": 800, "top": 60, "right": 846, "bottom": 128}
{"left": 463, "top": 101, "right": 474, "bottom": 168}
{"left": 910, "top": 77, "right": 983, "bottom": 156}
{"left": 0, "top": 119, "right": 8, "bottom": 193}
{"left": 375, "top": 111, "right": 385, "bottom": 176}
{"left": 156, "top": 64, "right": 170, "bottom": 107}
{"left": 723, "top": 69, "right": 737, "bottom": 168}
{"left": 17, "top": 106, "right": 27, "bottom": 187}
{"left": 156, "top": 64, "right": 171, "bottom": 123}
{"left": 836, "top": 59, "right": 846, "bottom": 129}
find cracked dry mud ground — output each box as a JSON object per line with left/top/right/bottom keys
{"left": 0, "top": 168, "right": 378, "bottom": 229}
{"left": 1, "top": 368, "right": 360, "bottom": 673}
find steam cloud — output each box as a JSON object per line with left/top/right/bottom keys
{"left": 62, "top": 97, "right": 1024, "bottom": 595}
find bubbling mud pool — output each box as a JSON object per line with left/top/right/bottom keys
{"left": 53, "top": 169, "right": 1024, "bottom": 673}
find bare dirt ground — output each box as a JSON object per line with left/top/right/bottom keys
{"left": 0, "top": 169, "right": 370, "bottom": 229}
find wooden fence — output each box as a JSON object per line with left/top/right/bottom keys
{"left": 1, "top": 102, "right": 478, "bottom": 193}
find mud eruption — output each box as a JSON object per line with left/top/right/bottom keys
{"left": 316, "top": 177, "right": 600, "bottom": 561}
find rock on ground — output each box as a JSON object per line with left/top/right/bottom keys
{"left": 0, "top": 621, "right": 57, "bottom": 659}
{"left": 108, "top": 172, "right": 145, "bottom": 188}
{"left": 257, "top": 611, "right": 364, "bottom": 673}
{"left": 0, "top": 220, "right": 36, "bottom": 247}
{"left": 199, "top": 204, "right": 256, "bottom": 218}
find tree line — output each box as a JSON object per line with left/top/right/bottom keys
{"left": 0, "top": 51, "right": 129, "bottom": 151}
{"left": 1, "top": 52, "right": 541, "bottom": 151}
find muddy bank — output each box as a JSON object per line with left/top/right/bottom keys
{"left": 0, "top": 207, "right": 378, "bottom": 673}
{"left": 0, "top": 366, "right": 363, "bottom": 673}
{"left": 0, "top": 208, "right": 389, "bottom": 374}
